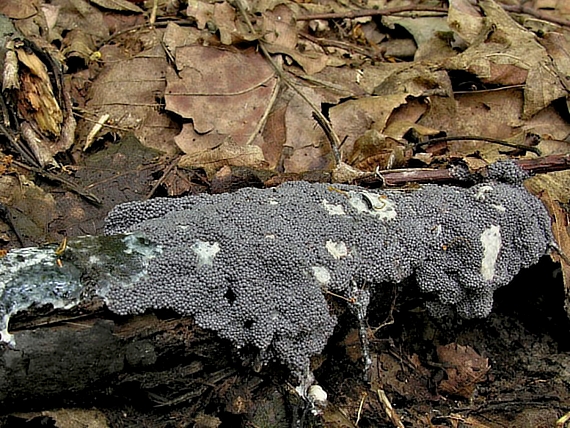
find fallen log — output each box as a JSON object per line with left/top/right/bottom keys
{"left": 0, "top": 161, "right": 555, "bottom": 416}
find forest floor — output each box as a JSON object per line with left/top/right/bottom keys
{"left": 1, "top": 0, "right": 570, "bottom": 426}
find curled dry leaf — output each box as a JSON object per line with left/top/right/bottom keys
{"left": 437, "top": 343, "right": 490, "bottom": 399}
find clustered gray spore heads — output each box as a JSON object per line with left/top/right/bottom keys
{"left": 486, "top": 159, "right": 529, "bottom": 184}
{"left": 104, "top": 176, "right": 553, "bottom": 378}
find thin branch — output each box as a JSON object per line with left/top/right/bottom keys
{"left": 298, "top": 4, "right": 570, "bottom": 30}
{"left": 297, "top": 6, "right": 448, "bottom": 21}
{"left": 356, "top": 154, "right": 570, "bottom": 187}
{"left": 299, "top": 32, "right": 381, "bottom": 60}
{"left": 416, "top": 135, "right": 542, "bottom": 156}
{"left": 502, "top": 5, "right": 570, "bottom": 28}
{"left": 12, "top": 160, "right": 102, "bottom": 206}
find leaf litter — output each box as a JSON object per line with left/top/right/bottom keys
{"left": 1, "top": 0, "right": 570, "bottom": 426}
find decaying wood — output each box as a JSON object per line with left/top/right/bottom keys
{"left": 1, "top": 307, "right": 239, "bottom": 412}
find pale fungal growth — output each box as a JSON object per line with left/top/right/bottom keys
{"left": 308, "top": 384, "right": 328, "bottom": 409}
{"left": 480, "top": 225, "right": 502, "bottom": 281}
{"left": 348, "top": 190, "right": 397, "bottom": 220}
{"left": 0, "top": 161, "right": 554, "bottom": 382}
{"left": 190, "top": 240, "right": 220, "bottom": 268}
{"left": 312, "top": 266, "right": 331, "bottom": 286}
{"left": 325, "top": 240, "right": 349, "bottom": 259}
{"left": 0, "top": 233, "right": 162, "bottom": 345}
{"left": 322, "top": 199, "right": 346, "bottom": 216}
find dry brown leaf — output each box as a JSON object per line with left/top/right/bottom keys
{"left": 534, "top": 0, "right": 570, "bottom": 15}
{"left": 444, "top": 0, "right": 567, "bottom": 119}
{"left": 437, "top": 343, "right": 490, "bottom": 399}
{"left": 418, "top": 88, "right": 534, "bottom": 161}
{"left": 163, "top": 22, "right": 205, "bottom": 63}
{"left": 265, "top": 43, "right": 329, "bottom": 75}
{"left": 84, "top": 43, "right": 179, "bottom": 154}
{"left": 165, "top": 46, "right": 277, "bottom": 170}
{"left": 282, "top": 86, "right": 332, "bottom": 173}
{"left": 330, "top": 94, "right": 410, "bottom": 161}
{"left": 382, "top": 16, "right": 455, "bottom": 61}
{"left": 526, "top": 171, "right": 570, "bottom": 205}
{"left": 447, "top": 0, "right": 483, "bottom": 45}
{"left": 15, "top": 409, "right": 109, "bottom": 428}
{"left": 369, "top": 352, "right": 434, "bottom": 403}
{"left": 0, "top": 0, "right": 37, "bottom": 19}
{"left": 374, "top": 65, "right": 453, "bottom": 99}
{"left": 538, "top": 31, "right": 570, "bottom": 94}
{"left": 214, "top": 1, "right": 258, "bottom": 45}
{"left": 62, "top": 29, "right": 96, "bottom": 68}
{"left": 178, "top": 140, "right": 267, "bottom": 177}
{"left": 0, "top": 175, "right": 58, "bottom": 246}
{"left": 53, "top": 0, "right": 109, "bottom": 40}
{"left": 90, "top": 0, "right": 143, "bottom": 13}
{"left": 186, "top": 0, "right": 214, "bottom": 30}
{"left": 349, "top": 129, "right": 407, "bottom": 171}
{"left": 262, "top": 4, "right": 297, "bottom": 49}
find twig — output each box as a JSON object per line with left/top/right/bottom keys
{"left": 0, "top": 123, "right": 40, "bottom": 168}
{"left": 557, "top": 410, "right": 570, "bottom": 428}
{"left": 355, "top": 154, "right": 570, "bottom": 187}
{"left": 377, "top": 389, "right": 405, "bottom": 428}
{"left": 298, "top": 6, "right": 447, "bottom": 21}
{"left": 299, "top": 3, "right": 570, "bottom": 30}
{"left": 72, "top": 109, "right": 133, "bottom": 132}
{"left": 12, "top": 160, "right": 102, "bottom": 206}
{"left": 145, "top": 155, "right": 182, "bottom": 200}
{"left": 502, "top": 5, "right": 570, "bottom": 28}
{"left": 149, "top": 0, "right": 158, "bottom": 27}
{"left": 299, "top": 32, "right": 381, "bottom": 60}
{"left": 355, "top": 392, "right": 367, "bottom": 426}
{"left": 245, "top": 77, "right": 280, "bottom": 146}
{"left": 83, "top": 113, "right": 110, "bottom": 151}
{"left": 416, "top": 135, "right": 542, "bottom": 156}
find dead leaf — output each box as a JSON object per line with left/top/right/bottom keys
{"left": 165, "top": 46, "right": 277, "bottom": 172}
{"left": 369, "top": 353, "right": 434, "bottom": 402}
{"left": 330, "top": 94, "right": 410, "bottom": 161}
{"left": 90, "top": 0, "right": 143, "bottom": 13}
{"left": 0, "top": 175, "right": 58, "bottom": 246}
{"left": 349, "top": 129, "right": 407, "bottom": 171}
{"left": 84, "top": 43, "right": 179, "bottom": 154}
{"left": 374, "top": 65, "right": 453, "bottom": 99}
{"left": 437, "top": 343, "right": 490, "bottom": 399}
{"left": 163, "top": 22, "right": 203, "bottom": 61}
{"left": 447, "top": 0, "right": 483, "bottom": 45}
{"left": 526, "top": 171, "right": 570, "bottom": 205}
{"left": 537, "top": 31, "right": 570, "bottom": 94}
{"left": 535, "top": 191, "right": 570, "bottom": 321}
{"left": 282, "top": 85, "right": 332, "bottom": 173}
{"left": 0, "top": 0, "right": 37, "bottom": 19}
{"left": 266, "top": 43, "right": 329, "bottom": 75}
{"left": 444, "top": 0, "right": 568, "bottom": 118}
{"left": 54, "top": 134, "right": 165, "bottom": 237}
{"left": 262, "top": 4, "right": 298, "bottom": 49}
{"left": 186, "top": 0, "right": 214, "bottom": 30}
{"left": 52, "top": 0, "right": 110, "bottom": 40}
{"left": 214, "top": 1, "right": 257, "bottom": 45}
{"left": 178, "top": 139, "right": 267, "bottom": 177}
{"left": 382, "top": 16, "right": 455, "bottom": 61}
{"left": 14, "top": 409, "right": 109, "bottom": 428}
